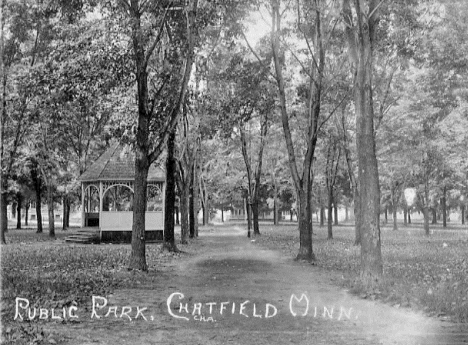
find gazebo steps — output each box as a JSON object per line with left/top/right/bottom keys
{"left": 65, "top": 231, "right": 100, "bottom": 244}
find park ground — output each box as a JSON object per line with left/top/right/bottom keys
{"left": 1, "top": 222, "right": 468, "bottom": 344}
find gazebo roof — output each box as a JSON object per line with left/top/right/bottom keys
{"left": 79, "top": 142, "right": 165, "bottom": 182}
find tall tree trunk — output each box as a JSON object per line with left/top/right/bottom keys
{"left": 204, "top": 199, "right": 209, "bottom": 225}
{"left": 353, "top": 186, "right": 361, "bottom": 245}
{"left": 296, "top": 188, "right": 314, "bottom": 260}
{"left": 189, "top": 183, "right": 195, "bottom": 237}
{"left": 423, "top": 207, "right": 430, "bottom": 235}
{"left": 179, "top": 186, "right": 189, "bottom": 244}
{"left": 25, "top": 202, "right": 29, "bottom": 226}
{"left": 163, "top": 130, "right": 177, "bottom": 252}
{"left": 16, "top": 192, "right": 22, "bottom": 229}
{"left": 246, "top": 194, "right": 252, "bottom": 237}
{"left": 200, "top": 178, "right": 208, "bottom": 226}
{"left": 175, "top": 205, "right": 180, "bottom": 225}
{"left": 0, "top": 0, "right": 7, "bottom": 244}
{"left": 320, "top": 206, "right": 325, "bottom": 227}
{"left": 408, "top": 210, "right": 411, "bottom": 224}
{"left": 47, "top": 187, "right": 55, "bottom": 237}
{"left": 424, "top": 187, "right": 430, "bottom": 236}
{"left": 252, "top": 200, "right": 260, "bottom": 235}
{"left": 1, "top": 193, "right": 7, "bottom": 243}
{"left": 343, "top": 0, "right": 382, "bottom": 287}
{"left": 273, "top": 195, "right": 278, "bottom": 225}
{"left": 128, "top": 0, "right": 149, "bottom": 271}
{"left": 327, "top": 190, "right": 333, "bottom": 239}
{"left": 461, "top": 204, "right": 465, "bottom": 225}
{"left": 202, "top": 203, "right": 206, "bottom": 225}
{"left": 392, "top": 205, "right": 398, "bottom": 231}
{"left": 193, "top": 153, "right": 200, "bottom": 237}
{"left": 62, "top": 195, "right": 68, "bottom": 230}
{"left": 127, "top": 0, "right": 198, "bottom": 270}
{"left": 384, "top": 207, "right": 388, "bottom": 224}
{"left": 341, "top": 106, "right": 360, "bottom": 244}
{"left": 31, "top": 163, "right": 43, "bottom": 233}
{"left": 442, "top": 186, "right": 447, "bottom": 228}
{"left": 431, "top": 208, "right": 437, "bottom": 224}
{"left": 66, "top": 201, "right": 70, "bottom": 228}
{"left": 270, "top": 1, "right": 320, "bottom": 262}
{"left": 130, "top": 147, "right": 149, "bottom": 271}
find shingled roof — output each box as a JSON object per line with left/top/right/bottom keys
{"left": 78, "top": 142, "right": 165, "bottom": 182}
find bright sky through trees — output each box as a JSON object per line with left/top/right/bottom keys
{"left": 244, "top": 10, "right": 270, "bottom": 46}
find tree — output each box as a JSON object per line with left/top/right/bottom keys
{"left": 163, "top": 129, "right": 178, "bottom": 252}
{"left": 117, "top": 0, "right": 199, "bottom": 271}
{"left": 323, "top": 132, "right": 342, "bottom": 240}
{"left": 213, "top": 51, "right": 275, "bottom": 236}
{"left": 175, "top": 106, "right": 198, "bottom": 244}
{"left": 0, "top": 0, "right": 65, "bottom": 241}
{"left": 342, "top": 0, "right": 383, "bottom": 287}
{"left": 268, "top": 0, "right": 347, "bottom": 261}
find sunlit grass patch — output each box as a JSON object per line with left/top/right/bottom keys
{"left": 255, "top": 222, "right": 468, "bottom": 323}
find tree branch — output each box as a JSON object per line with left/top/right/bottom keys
{"left": 144, "top": 4, "right": 170, "bottom": 69}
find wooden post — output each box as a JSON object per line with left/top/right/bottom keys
{"left": 99, "top": 182, "right": 103, "bottom": 230}
{"left": 81, "top": 183, "right": 85, "bottom": 227}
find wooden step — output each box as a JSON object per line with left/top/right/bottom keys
{"left": 65, "top": 231, "right": 100, "bottom": 244}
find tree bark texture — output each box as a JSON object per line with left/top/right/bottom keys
{"left": 424, "top": 187, "right": 430, "bottom": 236}
{"left": 461, "top": 205, "right": 465, "bottom": 225}
{"left": 0, "top": 0, "right": 7, "bottom": 244}
{"left": 128, "top": 0, "right": 198, "bottom": 269}
{"left": 341, "top": 107, "right": 360, "bottom": 244}
{"left": 62, "top": 195, "right": 69, "bottom": 230}
{"left": 1, "top": 193, "right": 7, "bottom": 244}
{"left": 25, "top": 202, "right": 29, "bottom": 226}
{"left": 163, "top": 130, "right": 177, "bottom": 252}
{"left": 128, "top": 0, "right": 150, "bottom": 271}
{"left": 189, "top": 183, "right": 195, "bottom": 238}
{"left": 270, "top": 1, "right": 326, "bottom": 261}
{"left": 16, "top": 192, "right": 22, "bottom": 229}
{"left": 47, "top": 187, "right": 55, "bottom": 237}
{"left": 192, "top": 150, "right": 200, "bottom": 237}
{"left": 327, "top": 191, "right": 333, "bottom": 239}
{"left": 320, "top": 206, "right": 325, "bottom": 227}
{"left": 179, "top": 185, "right": 189, "bottom": 244}
{"left": 31, "top": 161, "right": 43, "bottom": 233}
{"left": 442, "top": 186, "right": 447, "bottom": 228}
{"left": 343, "top": 0, "right": 383, "bottom": 287}
{"left": 392, "top": 205, "right": 398, "bottom": 231}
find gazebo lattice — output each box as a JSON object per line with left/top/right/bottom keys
{"left": 78, "top": 142, "right": 165, "bottom": 242}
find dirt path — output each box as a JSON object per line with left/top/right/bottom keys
{"left": 47, "top": 225, "right": 465, "bottom": 345}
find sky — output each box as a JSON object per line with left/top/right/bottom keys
{"left": 243, "top": 9, "right": 271, "bottom": 47}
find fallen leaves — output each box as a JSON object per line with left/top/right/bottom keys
{"left": 254, "top": 224, "right": 468, "bottom": 323}
{"left": 1, "top": 234, "right": 190, "bottom": 344}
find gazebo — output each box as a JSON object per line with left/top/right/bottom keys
{"left": 78, "top": 142, "right": 165, "bottom": 242}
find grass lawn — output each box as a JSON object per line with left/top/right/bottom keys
{"left": 1, "top": 228, "right": 186, "bottom": 344}
{"left": 255, "top": 221, "right": 468, "bottom": 323}
{"left": 1, "top": 222, "right": 467, "bottom": 343}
